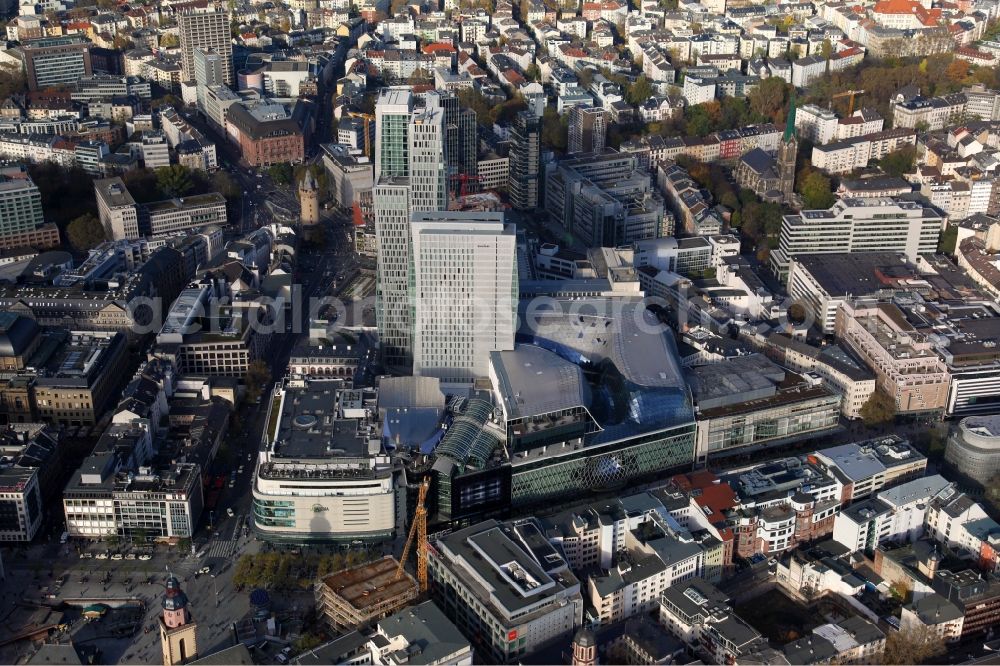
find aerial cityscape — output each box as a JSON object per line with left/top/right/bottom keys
{"left": 0, "top": 0, "right": 1000, "bottom": 663}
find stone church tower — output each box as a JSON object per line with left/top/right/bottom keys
{"left": 778, "top": 99, "right": 798, "bottom": 203}
{"left": 160, "top": 575, "right": 198, "bottom": 666}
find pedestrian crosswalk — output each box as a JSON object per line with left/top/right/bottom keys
{"left": 206, "top": 539, "right": 237, "bottom": 559}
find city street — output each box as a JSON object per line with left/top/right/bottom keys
{"left": 0, "top": 157, "right": 365, "bottom": 664}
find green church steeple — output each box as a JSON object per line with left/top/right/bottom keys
{"left": 784, "top": 95, "right": 797, "bottom": 142}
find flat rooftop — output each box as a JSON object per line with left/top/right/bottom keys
{"left": 793, "top": 252, "right": 914, "bottom": 297}
{"left": 271, "top": 380, "right": 378, "bottom": 459}
{"left": 145, "top": 192, "right": 226, "bottom": 213}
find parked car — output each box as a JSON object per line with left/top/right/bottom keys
{"left": 226, "top": 508, "right": 235, "bottom": 517}
{"left": 111, "top": 553, "right": 123, "bottom": 560}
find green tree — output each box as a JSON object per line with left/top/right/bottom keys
{"left": 268, "top": 163, "right": 294, "bottom": 185}
{"left": 937, "top": 225, "right": 958, "bottom": 255}
{"left": 860, "top": 390, "right": 895, "bottom": 427}
{"left": 881, "top": 627, "right": 945, "bottom": 665}
{"left": 156, "top": 164, "right": 194, "bottom": 198}
{"left": 878, "top": 146, "right": 917, "bottom": 177}
{"left": 684, "top": 102, "right": 720, "bottom": 137}
{"left": 244, "top": 360, "right": 271, "bottom": 402}
{"left": 626, "top": 75, "right": 654, "bottom": 105}
{"left": 541, "top": 106, "right": 567, "bottom": 151}
{"left": 525, "top": 63, "right": 541, "bottom": 82}
{"left": 0, "top": 65, "right": 26, "bottom": 101}
{"left": 66, "top": 213, "right": 106, "bottom": 252}
{"left": 213, "top": 170, "right": 241, "bottom": 200}
{"left": 799, "top": 171, "right": 835, "bottom": 209}
{"left": 104, "top": 530, "right": 120, "bottom": 548}
{"left": 748, "top": 76, "right": 791, "bottom": 123}
{"left": 159, "top": 33, "right": 179, "bottom": 48}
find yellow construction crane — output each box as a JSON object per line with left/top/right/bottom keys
{"left": 832, "top": 89, "right": 865, "bottom": 116}
{"left": 396, "top": 478, "right": 430, "bottom": 592}
{"left": 346, "top": 111, "right": 375, "bottom": 158}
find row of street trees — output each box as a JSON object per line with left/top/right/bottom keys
{"left": 232, "top": 550, "right": 372, "bottom": 590}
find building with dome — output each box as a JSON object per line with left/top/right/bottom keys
{"left": 571, "top": 628, "right": 597, "bottom": 666}
{"left": 160, "top": 575, "right": 198, "bottom": 666}
{"left": 945, "top": 415, "right": 1000, "bottom": 485}
{"left": 0, "top": 312, "right": 41, "bottom": 371}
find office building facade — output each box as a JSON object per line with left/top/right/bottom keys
{"left": 568, "top": 106, "right": 607, "bottom": 155}
{"left": 21, "top": 36, "right": 92, "bottom": 91}
{"left": 410, "top": 212, "right": 517, "bottom": 382}
{"left": 770, "top": 197, "right": 944, "bottom": 281}
{"left": 509, "top": 111, "right": 540, "bottom": 210}
{"left": 0, "top": 174, "right": 60, "bottom": 250}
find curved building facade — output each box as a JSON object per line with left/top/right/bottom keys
{"left": 252, "top": 379, "right": 397, "bottom": 543}
{"left": 945, "top": 415, "right": 1000, "bottom": 485}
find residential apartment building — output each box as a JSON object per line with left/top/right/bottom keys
{"left": 811, "top": 128, "right": 917, "bottom": 174}
{"left": 177, "top": 7, "right": 232, "bottom": 85}
{"left": 659, "top": 579, "right": 766, "bottom": 664}
{"left": 832, "top": 475, "right": 951, "bottom": 553}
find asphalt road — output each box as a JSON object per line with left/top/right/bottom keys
{"left": 0, "top": 171, "right": 365, "bottom": 664}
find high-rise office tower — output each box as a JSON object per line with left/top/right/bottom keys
{"left": 374, "top": 88, "right": 415, "bottom": 372}
{"left": 509, "top": 110, "right": 540, "bottom": 210}
{"left": 193, "top": 47, "right": 226, "bottom": 112}
{"left": 438, "top": 93, "right": 478, "bottom": 188}
{"left": 408, "top": 96, "right": 447, "bottom": 213}
{"left": 410, "top": 211, "right": 517, "bottom": 383}
{"left": 374, "top": 87, "right": 413, "bottom": 181}
{"left": 567, "top": 106, "right": 607, "bottom": 155}
{"left": 373, "top": 88, "right": 449, "bottom": 373}
{"left": 178, "top": 8, "right": 232, "bottom": 86}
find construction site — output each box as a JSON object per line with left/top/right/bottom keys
{"left": 315, "top": 557, "right": 419, "bottom": 634}
{"left": 314, "top": 479, "right": 430, "bottom": 634}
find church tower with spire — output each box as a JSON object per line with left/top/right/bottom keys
{"left": 777, "top": 97, "right": 798, "bottom": 203}
{"left": 159, "top": 575, "right": 198, "bottom": 666}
